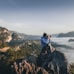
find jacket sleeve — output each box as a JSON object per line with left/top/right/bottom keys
{"left": 42, "top": 38, "right": 50, "bottom": 44}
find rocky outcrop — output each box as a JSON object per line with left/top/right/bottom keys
{"left": 11, "top": 49, "right": 68, "bottom": 74}
{"left": 0, "top": 27, "right": 12, "bottom": 43}
{"left": 37, "top": 50, "right": 68, "bottom": 74}
{"left": 68, "top": 39, "right": 74, "bottom": 42}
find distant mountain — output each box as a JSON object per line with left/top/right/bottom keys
{"left": 58, "top": 31, "right": 74, "bottom": 37}
{"left": 51, "top": 34, "right": 58, "bottom": 37}
{"left": 10, "top": 31, "right": 41, "bottom": 40}
{"left": 0, "top": 26, "right": 41, "bottom": 41}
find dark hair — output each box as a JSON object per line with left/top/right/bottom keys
{"left": 43, "top": 33, "right": 47, "bottom": 37}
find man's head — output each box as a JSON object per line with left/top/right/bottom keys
{"left": 43, "top": 33, "right": 47, "bottom": 37}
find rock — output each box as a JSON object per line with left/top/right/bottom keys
{"left": 0, "top": 27, "right": 12, "bottom": 43}
{"left": 37, "top": 50, "right": 68, "bottom": 74}
{"left": 68, "top": 39, "right": 74, "bottom": 42}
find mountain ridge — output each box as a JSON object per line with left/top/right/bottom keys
{"left": 58, "top": 31, "right": 74, "bottom": 37}
{"left": 1, "top": 26, "right": 74, "bottom": 38}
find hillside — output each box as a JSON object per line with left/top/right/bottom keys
{"left": 58, "top": 31, "right": 74, "bottom": 37}
{"left": 0, "top": 27, "right": 41, "bottom": 74}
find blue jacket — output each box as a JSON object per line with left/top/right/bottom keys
{"left": 41, "top": 37, "right": 50, "bottom": 48}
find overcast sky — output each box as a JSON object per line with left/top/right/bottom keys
{"left": 0, "top": 0, "right": 74, "bottom": 35}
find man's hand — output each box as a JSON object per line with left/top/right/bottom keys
{"left": 48, "top": 35, "right": 51, "bottom": 39}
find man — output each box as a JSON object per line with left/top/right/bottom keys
{"left": 41, "top": 33, "right": 55, "bottom": 54}
{"left": 41, "top": 33, "right": 50, "bottom": 48}
{"left": 41, "top": 33, "right": 51, "bottom": 54}
{"left": 40, "top": 33, "right": 55, "bottom": 68}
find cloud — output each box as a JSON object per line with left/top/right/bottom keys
{"left": 0, "top": 19, "right": 35, "bottom": 34}
{"left": 0, "top": 19, "right": 7, "bottom": 27}
{"left": 0, "top": 19, "right": 22, "bottom": 31}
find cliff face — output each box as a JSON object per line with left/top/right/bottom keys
{"left": 0, "top": 27, "right": 12, "bottom": 42}
{"left": 0, "top": 27, "right": 24, "bottom": 52}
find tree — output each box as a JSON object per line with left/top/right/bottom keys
{"left": 12, "top": 33, "right": 20, "bottom": 40}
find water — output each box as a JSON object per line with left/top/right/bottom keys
{"left": 51, "top": 37, "right": 74, "bottom": 63}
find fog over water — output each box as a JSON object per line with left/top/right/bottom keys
{"left": 51, "top": 37, "right": 74, "bottom": 63}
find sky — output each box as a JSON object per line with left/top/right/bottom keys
{"left": 0, "top": 0, "right": 74, "bottom": 35}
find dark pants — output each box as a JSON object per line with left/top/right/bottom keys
{"left": 41, "top": 45, "right": 51, "bottom": 55}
